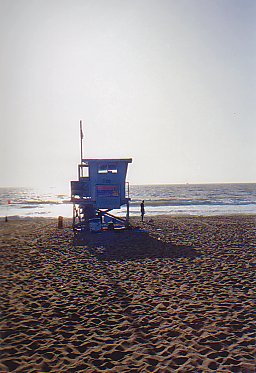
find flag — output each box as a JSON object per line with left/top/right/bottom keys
{"left": 80, "top": 120, "right": 84, "bottom": 140}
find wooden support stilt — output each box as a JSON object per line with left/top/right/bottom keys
{"left": 126, "top": 200, "right": 130, "bottom": 227}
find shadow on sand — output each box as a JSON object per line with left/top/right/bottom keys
{"left": 72, "top": 228, "right": 201, "bottom": 357}
{"left": 73, "top": 228, "right": 200, "bottom": 261}
{"left": 72, "top": 228, "right": 201, "bottom": 359}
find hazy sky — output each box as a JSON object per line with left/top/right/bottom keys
{"left": 1, "top": 0, "right": 255, "bottom": 189}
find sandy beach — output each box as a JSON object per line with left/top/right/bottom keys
{"left": 1, "top": 215, "right": 255, "bottom": 372}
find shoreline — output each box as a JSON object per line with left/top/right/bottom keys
{"left": 1, "top": 215, "right": 255, "bottom": 372}
{"left": 1, "top": 212, "right": 256, "bottom": 222}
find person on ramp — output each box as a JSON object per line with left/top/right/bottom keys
{"left": 140, "top": 200, "right": 145, "bottom": 222}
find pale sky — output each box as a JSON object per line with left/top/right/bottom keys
{"left": 0, "top": 0, "right": 255, "bottom": 189}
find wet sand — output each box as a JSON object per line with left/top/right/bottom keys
{"left": 1, "top": 215, "right": 255, "bottom": 372}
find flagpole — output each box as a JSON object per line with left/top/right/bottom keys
{"left": 80, "top": 120, "right": 83, "bottom": 163}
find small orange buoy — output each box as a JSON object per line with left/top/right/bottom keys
{"left": 58, "top": 216, "right": 63, "bottom": 228}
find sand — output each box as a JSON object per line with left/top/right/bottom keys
{"left": 1, "top": 215, "right": 255, "bottom": 372}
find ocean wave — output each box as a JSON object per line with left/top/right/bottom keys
{"left": 8, "top": 199, "right": 256, "bottom": 208}
{"left": 129, "top": 200, "right": 256, "bottom": 207}
{"left": 1, "top": 184, "right": 255, "bottom": 217}
{"left": 14, "top": 200, "right": 63, "bottom": 205}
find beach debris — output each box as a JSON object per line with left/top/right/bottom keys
{"left": 58, "top": 216, "right": 63, "bottom": 229}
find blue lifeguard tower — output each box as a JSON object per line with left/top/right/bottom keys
{"left": 71, "top": 123, "right": 132, "bottom": 231}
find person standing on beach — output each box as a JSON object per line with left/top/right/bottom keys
{"left": 140, "top": 200, "right": 145, "bottom": 222}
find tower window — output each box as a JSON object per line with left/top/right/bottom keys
{"left": 98, "top": 164, "right": 118, "bottom": 174}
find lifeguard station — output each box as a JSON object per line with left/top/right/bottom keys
{"left": 71, "top": 122, "right": 132, "bottom": 232}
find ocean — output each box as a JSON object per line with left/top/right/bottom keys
{"left": 0, "top": 183, "right": 255, "bottom": 219}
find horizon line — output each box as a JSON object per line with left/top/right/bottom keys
{"left": 1, "top": 181, "right": 255, "bottom": 189}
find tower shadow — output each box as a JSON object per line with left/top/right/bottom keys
{"left": 72, "top": 228, "right": 201, "bottom": 361}
{"left": 73, "top": 228, "right": 200, "bottom": 261}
